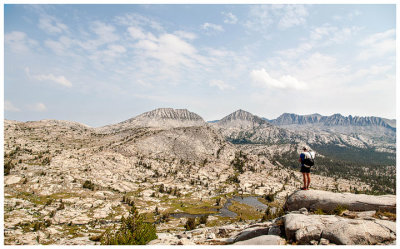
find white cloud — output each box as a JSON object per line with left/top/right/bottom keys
{"left": 26, "top": 68, "right": 72, "bottom": 87}
{"left": 89, "top": 44, "right": 127, "bottom": 63}
{"left": 77, "top": 21, "right": 120, "bottom": 50}
{"left": 246, "top": 5, "right": 309, "bottom": 32}
{"left": 209, "top": 80, "right": 235, "bottom": 90}
{"left": 39, "top": 15, "right": 68, "bottom": 34}
{"left": 115, "top": 13, "right": 164, "bottom": 31}
{"left": 44, "top": 36, "right": 73, "bottom": 55}
{"left": 5, "top": 31, "right": 38, "bottom": 53}
{"left": 134, "top": 33, "right": 203, "bottom": 68}
{"left": 222, "top": 12, "right": 238, "bottom": 24}
{"left": 311, "top": 25, "right": 360, "bottom": 44}
{"left": 277, "top": 24, "right": 360, "bottom": 59}
{"left": 201, "top": 22, "right": 224, "bottom": 32}
{"left": 278, "top": 5, "right": 308, "bottom": 29}
{"left": 357, "top": 29, "right": 395, "bottom": 60}
{"left": 127, "top": 26, "right": 147, "bottom": 40}
{"left": 5, "top": 101, "right": 21, "bottom": 112}
{"left": 174, "top": 30, "right": 197, "bottom": 40}
{"left": 250, "top": 68, "right": 307, "bottom": 90}
{"left": 30, "top": 103, "right": 47, "bottom": 112}
{"left": 333, "top": 10, "right": 362, "bottom": 21}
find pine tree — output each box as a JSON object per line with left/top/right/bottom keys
{"left": 101, "top": 205, "right": 157, "bottom": 245}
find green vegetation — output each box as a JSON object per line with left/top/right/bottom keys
{"left": 4, "top": 160, "right": 14, "bottom": 176}
{"left": 199, "top": 214, "right": 208, "bottom": 224}
{"left": 332, "top": 205, "right": 348, "bottom": 215}
{"left": 313, "top": 209, "right": 327, "bottom": 215}
{"left": 227, "top": 173, "right": 240, "bottom": 184}
{"left": 82, "top": 180, "right": 95, "bottom": 191}
{"left": 228, "top": 201, "right": 263, "bottom": 221}
{"left": 261, "top": 206, "right": 285, "bottom": 222}
{"left": 101, "top": 205, "right": 157, "bottom": 245}
{"left": 165, "top": 198, "right": 218, "bottom": 215}
{"left": 312, "top": 143, "right": 395, "bottom": 166}
{"left": 230, "top": 150, "right": 248, "bottom": 173}
{"left": 374, "top": 210, "right": 396, "bottom": 221}
{"left": 185, "top": 217, "right": 197, "bottom": 230}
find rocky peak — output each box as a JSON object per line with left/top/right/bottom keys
{"left": 218, "top": 109, "right": 267, "bottom": 126}
{"left": 138, "top": 108, "right": 204, "bottom": 121}
{"left": 106, "top": 108, "right": 207, "bottom": 130}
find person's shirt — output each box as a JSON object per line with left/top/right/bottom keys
{"left": 299, "top": 152, "right": 306, "bottom": 166}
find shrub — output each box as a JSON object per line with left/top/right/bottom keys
{"left": 374, "top": 210, "right": 396, "bottom": 221}
{"left": 199, "top": 215, "right": 208, "bottom": 225}
{"left": 227, "top": 174, "right": 240, "bottom": 183}
{"left": 314, "top": 209, "right": 326, "bottom": 215}
{"left": 83, "top": 180, "right": 95, "bottom": 191}
{"left": 57, "top": 202, "right": 65, "bottom": 211}
{"left": 261, "top": 206, "right": 285, "bottom": 222}
{"left": 264, "top": 193, "right": 275, "bottom": 202}
{"left": 185, "top": 217, "right": 197, "bottom": 231}
{"left": 89, "top": 233, "right": 104, "bottom": 242}
{"left": 4, "top": 160, "right": 14, "bottom": 176}
{"left": 101, "top": 205, "right": 157, "bottom": 245}
{"left": 215, "top": 198, "right": 221, "bottom": 206}
{"left": 332, "top": 205, "right": 348, "bottom": 215}
{"left": 42, "top": 157, "right": 51, "bottom": 165}
{"left": 161, "top": 213, "right": 170, "bottom": 223}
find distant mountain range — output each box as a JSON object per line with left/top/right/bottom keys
{"left": 208, "top": 112, "right": 395, "bottom": 131}
{"left": 7, "top": 108, "right": 396, "bottom": 154}
{"left": 266, "top": 113, "right": 396, "bottom": 131}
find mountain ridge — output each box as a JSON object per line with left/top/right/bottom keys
{"left": 268, "top": 113, "right": 396, "bottom": 130}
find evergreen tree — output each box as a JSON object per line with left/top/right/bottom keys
{"left": 101, "top": 205, "right": 157, "bottom": 245}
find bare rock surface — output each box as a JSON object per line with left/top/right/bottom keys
{"left": 233, "top": 225, "right": 270, "bottom": 242}
{"left": 285, "top": 190, "right": 396, "bottom": 212}
{"left": 284, "top": 213, "right": 396, "bottom": 245}
{"left": 233, "top": 235, "right": 286, "bottom": 245}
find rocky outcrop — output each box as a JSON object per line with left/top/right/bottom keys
{"left": 233, "top": 235, "right": 286, "bottom": 245}
{"left": 285, "top": 190, "right": 396, "bottom": 213}
{"left": 233, "top": 224, "right": 271, "bottom": 242}
{"left": 283, "top": 213, "right": 396, "bottom": 245}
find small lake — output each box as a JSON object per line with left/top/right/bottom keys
{"left": 170, "top": 196, "right": 273, "bottom": 219}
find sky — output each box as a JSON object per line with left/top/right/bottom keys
{"left": 4, "top": 3, "right": 397, "bottom": 127}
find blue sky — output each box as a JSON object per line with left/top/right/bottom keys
{"left": 4, "top": 4, "right": 396, "bottom": 127}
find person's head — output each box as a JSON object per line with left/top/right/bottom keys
{"left": 302, "top": 147, "right": 307, "bottom": 151}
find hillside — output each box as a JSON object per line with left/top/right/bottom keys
{"left": 3, "top": 108, "right": 395, "bottom": 245}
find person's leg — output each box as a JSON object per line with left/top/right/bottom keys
{"left": 302, "top": 173, "right": 307, "bottom": 189}
{"left": 306, "top": 173, "right": 311, "bottom": 189}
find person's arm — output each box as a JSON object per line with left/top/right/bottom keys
{"left": 299, "top": 153, "right": 304, "bottom": 163}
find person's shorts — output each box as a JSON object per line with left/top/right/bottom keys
{"left": 300, "top": 165, "right": 311, "bottom": 173}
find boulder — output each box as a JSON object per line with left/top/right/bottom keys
{"left": 4, "top": 176, "right": 22, "bottom": 185}
{"left": 267, "top": 226, "right": 281, "bottom": 236}
{"left": 285, "top": 190, "right": 395, "bottom": 213}
{"left": 283, "top": 213, "right": 396, "bottom": 245}
{"left": 233, "top": 235, "right": 286, "bottom": 245}
{"left": 234, "top": 226, "right": 270, "bottom": 242}
{"left": 284, "top": 213, "right": 340, "bottom": 244}
{"left": 322, "top": 219, "right": 395, "bottom": 245}
{"left": 206, "top": 233, "right": 216, "bottom": 240}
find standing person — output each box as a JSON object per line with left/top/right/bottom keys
{"left": 299, "top": 147, "right": 314, "bottom": 190}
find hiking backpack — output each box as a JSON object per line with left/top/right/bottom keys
{"left": 303, "top": 151, "right": 315, "bottom": 167}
